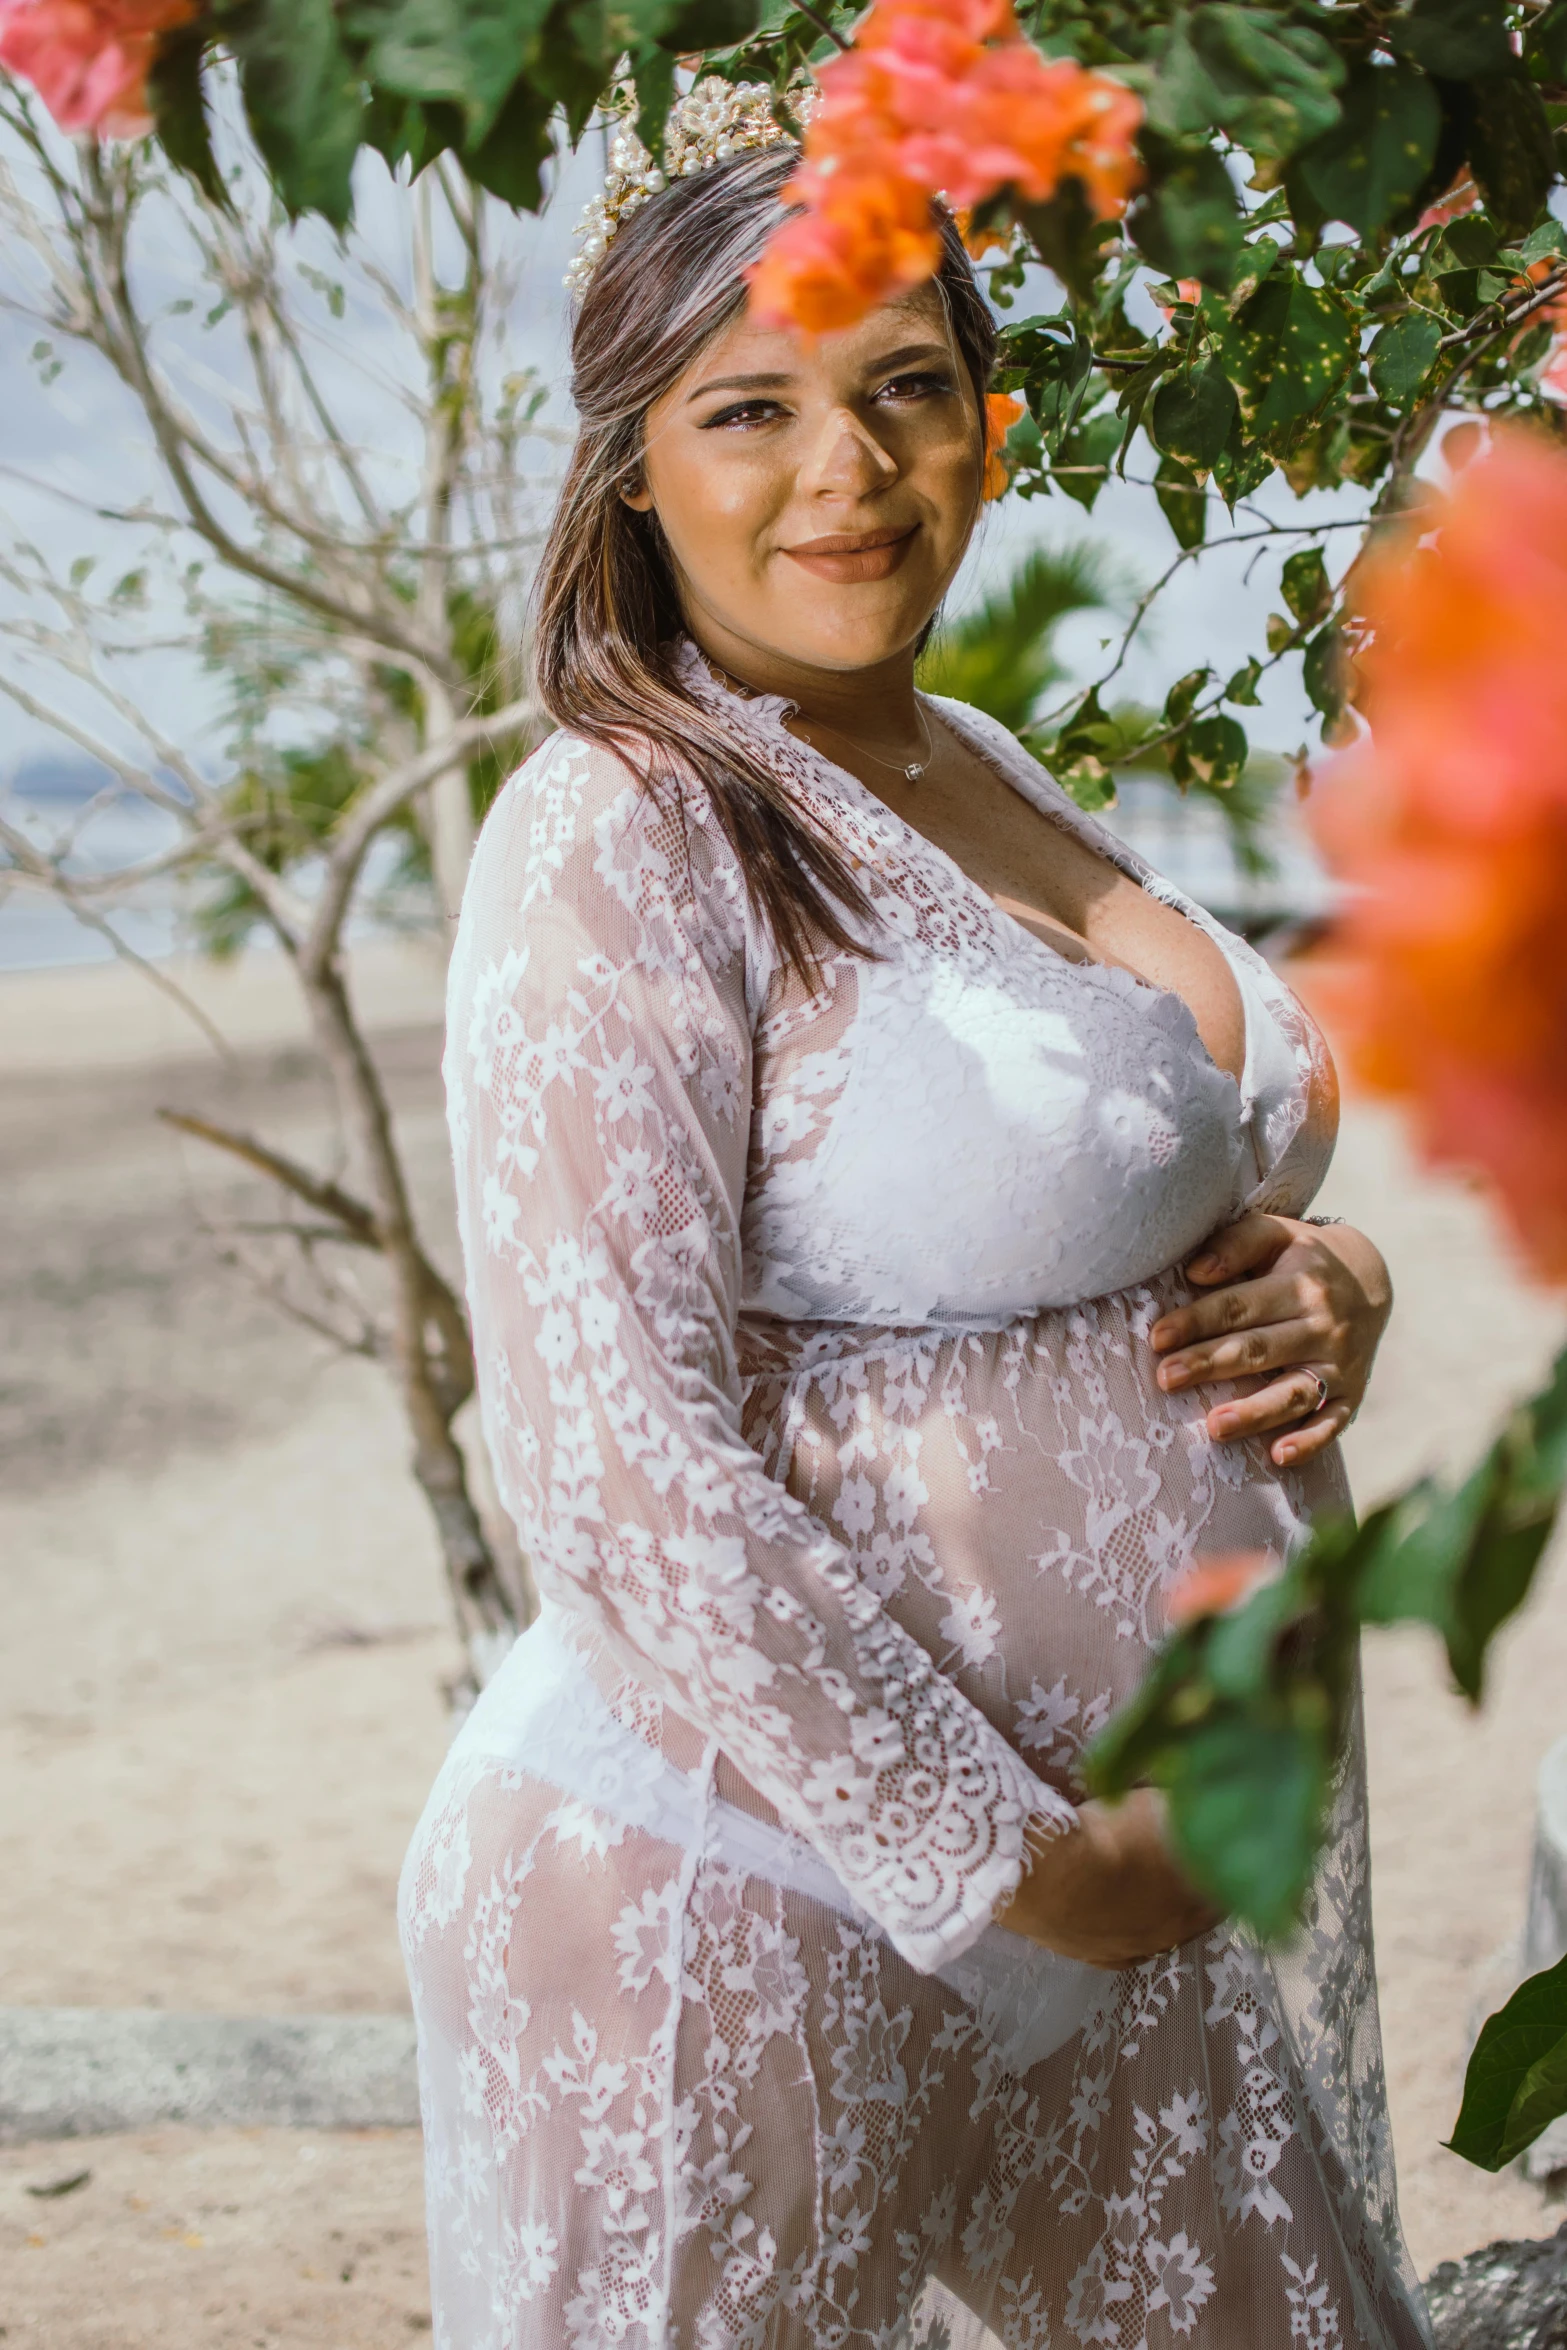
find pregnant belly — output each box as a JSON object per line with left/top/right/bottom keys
{"left": 738, "top": 1271, "right": 1348, "bottom": 1802}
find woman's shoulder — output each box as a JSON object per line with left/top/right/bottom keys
{"left": 467, "top": 725, "right": 752, "bottom": 973}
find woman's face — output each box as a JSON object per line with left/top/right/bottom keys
{"left": 624, "top": 286, "right": 984, "bottom": 678}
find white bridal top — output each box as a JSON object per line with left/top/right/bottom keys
{"left": 399, "top": 648, "right": 1432, "bottom": 2350}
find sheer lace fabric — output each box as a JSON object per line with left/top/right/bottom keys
{"left": 400, "top": 658, "right": 1430, "bottom": 2350}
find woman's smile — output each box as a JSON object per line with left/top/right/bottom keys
{"left": 780, "top": 522, "right": 919, "bottom": 583}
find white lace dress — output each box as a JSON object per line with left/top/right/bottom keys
{"left": 399, "top": 650, "right": 1431, "bottom": 2350}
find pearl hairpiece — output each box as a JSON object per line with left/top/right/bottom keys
{"left": 564, "top": 77, "right": 795, "bottom": 296}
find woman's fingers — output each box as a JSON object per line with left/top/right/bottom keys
{"left": 1268, "top": 1402, "right": 1351, "bottom": 1467}
{"left": 1150, "top": 1267, "right": 1308, "bottom": 1360}
{"left": 1203, "top": 1364, "right": 1337, "bottom": 1445}
{"left": 1155, "top": 1301, "right": 1318, "bottom": 1390}
{"left": 1182, "top": 1211, "right": 1291, "bottom": 1288}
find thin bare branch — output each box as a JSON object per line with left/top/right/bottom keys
{"left": 157, "top": 1107, "right": 380, "bottom": 1242}
{"left": 303, "top": 693, "right": 535, "bottom": 971}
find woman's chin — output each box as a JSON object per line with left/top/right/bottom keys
{"left": 745, "top": 594, "right": 938, "bottom": 674}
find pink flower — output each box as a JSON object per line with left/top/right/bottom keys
{"left": 0, "top": 0, "right": 196, "bottom": 138}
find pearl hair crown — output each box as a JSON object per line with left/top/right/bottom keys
{"left": 564, "top": 76, "right": 796, "bottom": 296}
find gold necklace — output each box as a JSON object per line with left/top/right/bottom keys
{"left": 805, "top": 702, "right": 936, "bottom": 785}
{"left": 698, "top": 649, "right": 937, "bottom": 784}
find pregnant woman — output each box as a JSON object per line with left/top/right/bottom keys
{"left": 400, "top": 99, "right": 1428, "bottom": 2350}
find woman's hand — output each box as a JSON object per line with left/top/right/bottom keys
{"left": 996, "top": 1790, "right": 1222, "bottom": 1967}
{"left": 1148, "top": 1212, "right": 1393, "bottom": 1468}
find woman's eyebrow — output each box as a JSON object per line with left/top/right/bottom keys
{"left": 685, "top": 340, "right": 954, "bottom": 405}
{"left": 685, "top": 370, "right": 796, "bottom": 403}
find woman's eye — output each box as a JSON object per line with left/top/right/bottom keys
{"left": 701, "top": 400, "right": 783, "bottom": 430}
{"left": 875, "top": 371, "right": 955, "bottom": 404}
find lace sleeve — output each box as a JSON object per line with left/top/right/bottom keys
{"left": 444, "top": 731, "right": 1077, "bottom": 1974}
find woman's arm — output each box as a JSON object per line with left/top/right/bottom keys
{"left": 1148, "top": 1212, "right": 1393, "bottom": 1467}
{"left": 449, "top": 737, "right": 1077, "bottom": 1975}
{"left": 997, "top": 1789, "right": 1223, "bottom": 1965}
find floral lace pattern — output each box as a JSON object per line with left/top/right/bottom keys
{"left": 400, "top": 664, "right": 1429, "bottom": 2349}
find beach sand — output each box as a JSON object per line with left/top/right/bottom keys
{"left": 1, "top": 941, "right": 1564, "bottom": 2340}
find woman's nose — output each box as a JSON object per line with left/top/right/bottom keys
{"left": 799, "top": 406, "right": 900, "bottom": 498}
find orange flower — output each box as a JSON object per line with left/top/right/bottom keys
{"left": 1305, "top": 429, "right": 1567, "bottom": 1281}
{"left": 748, "top": 0, "right": 1141, "bottom": 337}
{"left": 0, "top": 0, "right": 195, "bottom": 136}
{"left": 982, "top": 389, "right": 1024, "bottom": 499}
{"left": 746, "top": 157, "right": 944, "bottom": 337}
{"left": 1165, "top": 1550, "right": 1272, "bottom": 1630}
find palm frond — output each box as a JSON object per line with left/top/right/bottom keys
{"left": 917, "top": 542, "right": 1119, "bottom": 733}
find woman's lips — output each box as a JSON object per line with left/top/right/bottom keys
{"left": 781, "top": 524, "right": 918, "bottom": 584}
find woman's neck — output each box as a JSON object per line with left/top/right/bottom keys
{"left": 683, "top": 613, "right": 922, "bottom": 746}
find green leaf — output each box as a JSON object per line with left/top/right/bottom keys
{"left": 1447, "top": 1952, "right": 1567, "bottom": 2170}
{"left": 1164, "top": 667, "right": 1210, "bottom": 728}
{"left": 655, "top": 0, "right": 762, "bottom": 45}
{"left": 148, "top": 27, "right": 228, "bottom": 209}
{"left": 461, "top": 68, "right": 555, "bottom": 206}
{"left": 1163, "top": 1712, "right": 1332, "bottom": 1939}
{"left": 1210, "top": 271, "right": 1357, "bottom": 444}
{"left": 997, "top": 313, "right": 1094, "bottom": 455}
{"left": 350, "top": 0, "right": 555, "bottom": 144}
{"left": 1468, "top": 76, "right": 1558, "bottom": 243}
{"left": 1151, "top": 355, "right": 1238, "bottom": 474}
{"left": 1192, "top": 5, "right": 1344, "bottom": 157}
{"left": 1058, "top": 760, "right": 1118, "bottom": 812}
{"left": 1129, "top": 137, "right": 1245, "bottom": 290}
{"left": 1265, "top": 611, "right": 1298, "bottom": 654}
{"left": 1355, "top": 1344, "right": 1567, "bottom": 1699}
{"left": 630, "top": 43, "right": 678, "bottom": 157}
{"left": 1052, "top": 407, "right": 1125, "bottom": 510}
{"left": 228, "top": 0, "right": 365, "bottom": 225}
{"left": 1525, "top": 0, "right": 1567, "bottom": 84}
{"left": 1156, "top": 452, "right": 1208, "bottom": 548}
{"left": 1210, "top": 416, "right": 1273, "bottom": 508}
{"left": 1369, "top": 310, "right": 1444, "bottom": 401}
{"left": 1016, "top": 183, "right": 1118, "bottom": 303}
{"left": 1225, "top": 655, "right": 1262, "bottom": 705}
{"left": 1281, "top": 546, "right": 1331, "bottom": 628}
{"left": 1172, "top": 710, "right": 1248, "bottom": 787}
{"left": 1145, "top": 6, "right": 1343, "bottom": 160}
{"left": 1053, "top": 683, "right": 1117, "bottom": 763}
{"left": 1290, "top": 59, "right": 1440, "bottom": 237}
{"left": 1396, "top": 0, "right": 1513, "bottom": 79}
{"left": 1441, "top": 214, "right": 1499, "bottom": 269}
{"left": 1303, "top": 620, "right": 1347, "bottom": 725}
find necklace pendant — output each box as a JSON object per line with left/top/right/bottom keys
{"left": 904, "top": 762, "right": 921, "bottom": 781}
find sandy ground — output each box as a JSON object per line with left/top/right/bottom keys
{"left": 2, "top": 940, "right": 1565, "bottom": 2340}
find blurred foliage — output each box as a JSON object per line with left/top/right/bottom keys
{"left": 917, "top": 542, "right": 1285, "bottom": 866}
{"left": 1089, "top": 1340, "right": 1567, "bottom": 2164}
{"left": 195, "top": 582, "right": 524, "bottom": 956}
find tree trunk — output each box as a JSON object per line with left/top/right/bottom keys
{"left": 295, "top": 947, "right": 523, "bottom": 1699}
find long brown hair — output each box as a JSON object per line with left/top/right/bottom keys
{"left": 531, "top": 142, "right": 997, "bottom": 980}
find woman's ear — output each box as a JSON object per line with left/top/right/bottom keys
{"left": 620, "top": 476, "right": 654, "bottom": 514}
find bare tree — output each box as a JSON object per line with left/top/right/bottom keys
{"left": 0, "top": 88, "right": 565, "bottom": 1700}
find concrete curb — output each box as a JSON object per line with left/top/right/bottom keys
{"left": 0, "top": 2010, "right": 419, "bottom": 2143}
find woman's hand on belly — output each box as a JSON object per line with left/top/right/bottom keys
{"left": 996, "top": 1789, "right": 1223, "bottom": 1967}
{"left": 1147, "top": 1211, "right": 1393, "bottom": 1468}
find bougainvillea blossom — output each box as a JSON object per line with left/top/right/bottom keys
{"left": 1306, "top": 430, "right": 1567, "bottom": 1281}
{"left": 748, "top": 0, "right": 1141, "bottom": 335}
{"left": 0, "top": 0, "right": 194, "bottom": 135}
{"left": 1164, "top": 1550, "right": 1271, "bottom": 1630}
{"left": 982, "top": 390, "right": 1024, "bottom": 499}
